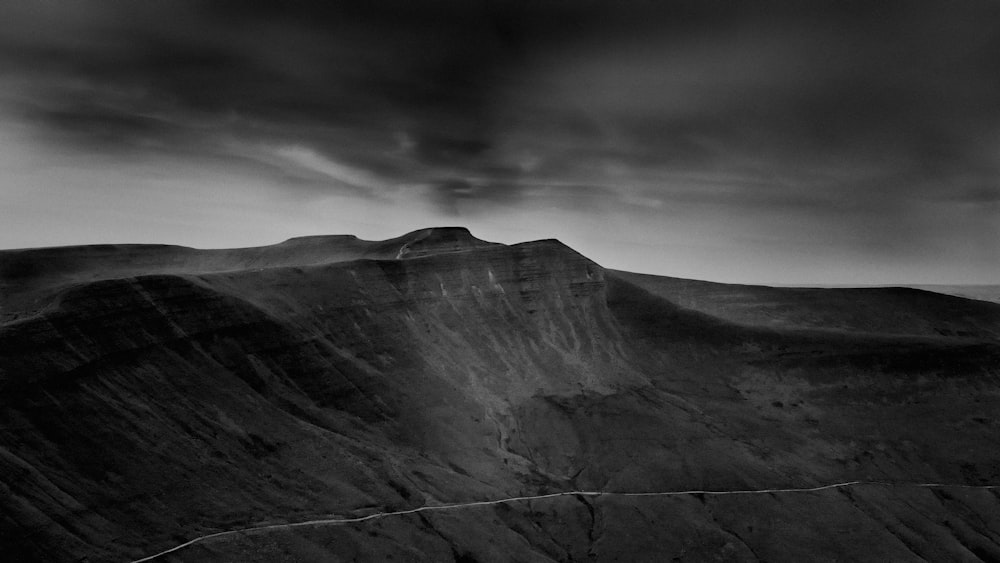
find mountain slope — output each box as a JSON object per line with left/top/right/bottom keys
{"left": 0, "top": 227, "right": 497, "bottom": 321}
{"left": 612, "top": 270, "right": 1000, "bottom": 339}
{"left": 2, "top": 229, "right": 1000, "bottom": 562}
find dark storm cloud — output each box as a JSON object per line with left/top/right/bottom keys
{"left": 0, "top": 0, "right": 545, "bottom": 195}
{"left": 2, "top": 0, "right": 1000, "bottom": 217}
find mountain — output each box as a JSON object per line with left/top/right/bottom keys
{"left": 613, "top": 270, "right": 1000, "bottom": 339}
{"left": 907, "top": 285, "right": 1000, "bottom": 305}
{"left": 2, "top": 228, "right": 999, "bottom": 562}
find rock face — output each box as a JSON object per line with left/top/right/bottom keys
{"left": 2, "top": 228, "right": 1000, "bottom": 562}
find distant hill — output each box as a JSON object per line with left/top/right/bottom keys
{"left": 907, "top": 284, "right": 1000, "bottom": 305}
{"left": 612, "top": 270, "right": 1000, "bottom": 339}
{"left": 2, "top": 229, "right": 999, "bottom": 562}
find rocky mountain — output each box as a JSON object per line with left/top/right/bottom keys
{"left": 2, "top": 228, "right": 999, "bottom": 562}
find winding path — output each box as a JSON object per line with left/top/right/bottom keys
{"left": 130, "top": 480, "right": 1000, "bottom": 562}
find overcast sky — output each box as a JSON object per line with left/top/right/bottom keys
{"left": 1, "top": 1, "right": 998, "bottom": 284}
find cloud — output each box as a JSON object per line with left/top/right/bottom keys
{"left": 271, "top": 146, "right": 389, "bottom": 196}
{"left": 2, "top": 0, "right": 999, "bottom": 226}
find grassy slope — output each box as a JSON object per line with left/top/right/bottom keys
{"left": 611, "top": 269, "right": 1000, "bottom": 339}
{"left": 1, "top": 233, "right": 999, "bottom": 561}
{"left": 909, "top": 284, "right": 1000, "bottom": 305}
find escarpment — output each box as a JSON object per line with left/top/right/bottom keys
{"left": 3, "top": 228, "right": 1000, "bottom": 563}
{"left": 0, "top": 227, "right": 492, "bottom": 320}
{"left": 0, "top": 231, "right": 650, "bottom": 561}
{"left": 1, "top": 236, "right": 639, "bottom": 403}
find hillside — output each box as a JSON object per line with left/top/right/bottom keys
{"left": 909, "top": 285, "right": 1000, "bottom": 305}
{"left": 612, "top": 270, "right": 1000, "bottom": 339}
{"left": 0, "top": 227, "right": 499, "bottom": 321}
{"left": 2, "top": 228, "right": 1000, "bottom": 562}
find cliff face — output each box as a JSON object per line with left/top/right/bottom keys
{"left": 2, "top": 228, "right": 1000, "bottom": 562}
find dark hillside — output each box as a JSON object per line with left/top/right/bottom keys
{"left": 2, "top": 230, "right": 999, "bottom": 562}
{"left": 612, "top": 270, "right": 1000, "bottom": 340}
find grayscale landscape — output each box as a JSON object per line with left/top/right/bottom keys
{"left": 1, "top": 1, "right": 999, "bottom": 562}
{"left": 2, "top": 227, "right": 1000, "bottom": 561}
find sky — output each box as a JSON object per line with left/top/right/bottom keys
{"left": 0, "top": 0, "right": 998, "bottom": 284}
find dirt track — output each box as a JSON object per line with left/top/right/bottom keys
{"left": 131, "top": 480, "right": 1000, "bottom": 562}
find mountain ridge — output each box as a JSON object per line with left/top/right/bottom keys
{"left": 2, "top": 228, "right": 1000, "bottom": 562}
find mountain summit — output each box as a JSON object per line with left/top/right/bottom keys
{"left": 384, "top": 226, "right": 500, "bottom": 259}
{"left": 2, "top": 229, "right": 1000, "bottom": 562}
